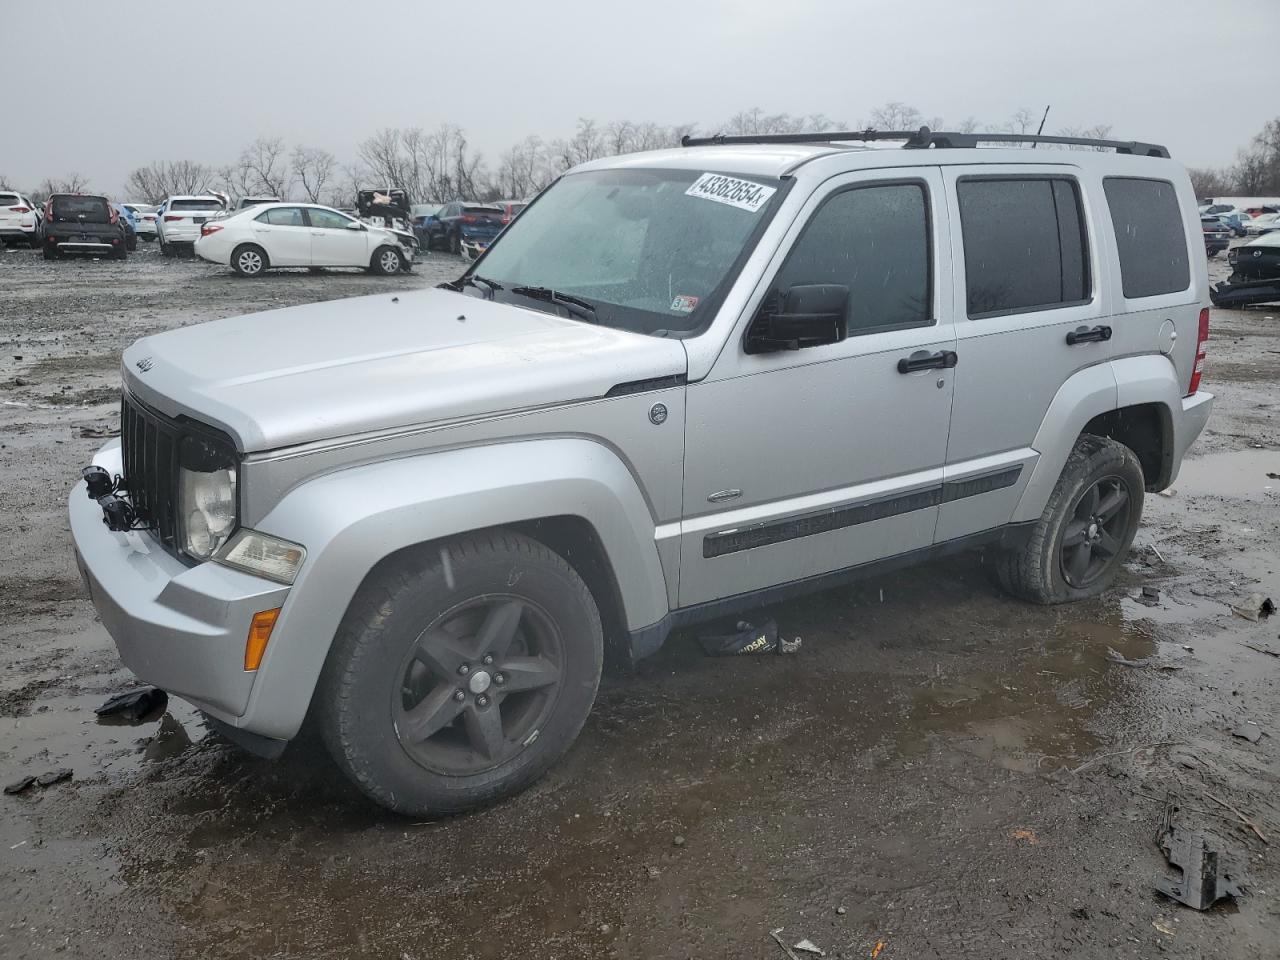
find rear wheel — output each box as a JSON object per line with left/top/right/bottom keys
{"left": 160, "top": 239, "right": 174, "bottom": 258}
{"left": 994, "top": 434, "right": 1144, "bottom": 604}
{"left": 372, "top": 245, "right": 403, "bottom": 276}
{"left": 112, "top": 243, "right": 127, "bottom": 261}
{"left": 42, "top": 243, "right": 57, "bottom": 261}
{"left": 316, "top": 530, "right": 603, "bottom": 816}
{"left": 449, "top": 231, "right": 461, "bottom": 255}
{"left": 231, "top": 244, "right": 267, "bottom": 277}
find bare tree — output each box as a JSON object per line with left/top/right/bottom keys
{"left": 31, "top": 173, "right": 91, "bottom": 205}
{"left": 495, "top": 135, "right": 552, "bottom": 199}
{"left": 867, "top": 102, "right": 923, "bottom": 131}
{"left": 1188, "top": 166, "right": 1233, "bottom": 200}
{"left": 1009, "top": 108, "right": 1039, "bottom": 135}
{"left": 237, "top": 137, "right": 291, "bottom": 198}
{"left": 291, "top": 145, "right": 336, "bottom": 202}
{"left": 125, "top": 160, "right": 216, "bottom": 202}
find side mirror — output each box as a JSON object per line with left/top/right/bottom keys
{"left": 746, "top": 283, "right": 849, "bottom": 354}
{"left": 345, "top": 220, "right": 365, "bottom": 231}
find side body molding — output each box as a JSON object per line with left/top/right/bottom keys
{"left": 241, "top": 438, "right": 670, "bottom": 739}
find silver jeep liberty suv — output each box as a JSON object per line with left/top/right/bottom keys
{"left": 72, "top": 128, "right": 1213, "bottom": 815}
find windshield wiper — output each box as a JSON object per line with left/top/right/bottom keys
{"left": 462, "top": 275, "right": 503, "bottom": 299}
{"left": 509, "top": 285, "right": 598, "bottom": 323}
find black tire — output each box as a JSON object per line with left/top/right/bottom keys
{"left": 449, "top": 231, "right": 461, "bottom": 255}
{"left": 42, "top": 243, "right": 57, "bottom": 261}
{"left": 127, "top": 236, "right": 137, "bottom": 252}
{"left": 995, "top": 434, "right": 1144, "bottom": 604}
{"left": 231, "top": 243, "right": 268, "bottom": 277}
{"left": 371, "top": 245, "right": 403, "bottom": 276}
{"left": 141, "top": 235, "right": 155, "bottom": 243}
{"left": 160, "top": 239, "right": 174, "bottom": 258}
{"left": 316, "top": 530, "right": 603, "bottom": 816}
{"left": 112, "top": 243, "right": 127, "bottom": 261}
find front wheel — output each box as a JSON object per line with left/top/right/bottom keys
{"left": 372, "top": 245, "right": 404, "bottom": 276}
{"left": 994, "top": 435, "right": 1144, "bottom": 604}
{"left": 316, "top": 530, "right": 604, "bottom": 816}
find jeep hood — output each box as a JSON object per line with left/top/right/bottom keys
{"left": 121, "top": 288, "right": 688, "bottom": 451}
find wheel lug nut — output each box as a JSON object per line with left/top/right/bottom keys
{"left": 477, "top": 695, "right": 490, "bottom": 707}
{"left": 457, "top": 664, "right": 470, "bottom": 675}
{"left": 453, "top": 689, "right": 465, "bottom": 701}
{"left": 482, "top": 654, "right": 494, "bottom": 665}
{"left": 494, "top": 673, "right": 505, "bottom": 685}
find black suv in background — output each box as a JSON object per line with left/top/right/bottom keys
{"left": 42, "top": 194, "right": 128, "bottom": 261}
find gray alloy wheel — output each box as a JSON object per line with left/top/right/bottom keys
{"left": 392, "top": 595, "right": 565, "bottom": 775}
{"left": 232, "top": 245, "right": 266, "bottom": 277}
{"left": 374, "top": 246, "right": 403, "bottom": 276}
{"left": 1059, "top": 474, "right": 1132, "bottom": 589}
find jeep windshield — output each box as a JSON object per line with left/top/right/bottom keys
{"left": 466, "top": 168, "right": 786, "bottom": 336}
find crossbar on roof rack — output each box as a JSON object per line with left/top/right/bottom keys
{"left": 679, "top": 126, "right": 1170, "bottom": 158}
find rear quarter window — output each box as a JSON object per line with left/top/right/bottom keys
{"left": 170, "top": 198, "right": 223, "bottom": 212}
{"left": 1103, "top": 178, "right": 1191, "bottom": 299}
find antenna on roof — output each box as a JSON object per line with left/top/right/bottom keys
{"left": 1032, "top": 105, "right": 1051, "bottom": 149}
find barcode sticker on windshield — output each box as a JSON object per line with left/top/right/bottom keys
{"left": 685, "top": 173, "right": 776, "bottom": 213}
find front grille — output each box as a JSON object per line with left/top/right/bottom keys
{"left": 120, "top": 393, "right": 180, "bottom": 554}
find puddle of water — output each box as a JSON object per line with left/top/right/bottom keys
{"left": 1173, "top": 449, "right": 1280, "bottom": 500}
{"left": 0, "top": 688, "right": 209, "bottom": 785}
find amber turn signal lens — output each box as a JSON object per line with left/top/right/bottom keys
{"left": 244, "top": 607, "right": 281, "bottom": 671}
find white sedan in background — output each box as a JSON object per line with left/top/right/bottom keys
{"left": 194, "top": 202, "right": 415, "bottom": 277}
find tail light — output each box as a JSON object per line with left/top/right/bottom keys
{"left": 10, "top": 206, "right": 30, "bottom": 213}
{"left": 109, "top": 207, "right": 119, "bottom": 224}
{"left": 144, "top": 215, "right": 156, "bottom": 221}
{"left": 1187, "top": 307, "right": 1210, "bottom": 396}
{"left": 501, "top": 215, "right": 512, "bottom": 224}
{"left": 461, "top": 214, "right": 477, "bottom": 224}
{"left": 200, "top": 223, "right": 223, "bottom": 237}
{"left": 164, "top": 214, "right": 182, "bottom": 222}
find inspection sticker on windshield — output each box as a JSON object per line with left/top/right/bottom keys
{"left": 685, "top": 173, "right": 776, "bottom": 212}
{"left": 670, "top": 295, "right": 699, "bottom": 313}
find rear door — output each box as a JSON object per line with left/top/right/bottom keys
{"left": 678, "top": 168, "right": 957, "bottom": 607}
{"left": 306, "top": 207, "right": 370, "bottom": 266}
{"left": 252, "top": 206, "right": 311, "bottom": 265}
{"left": 936, "top": 164, "right": 1110, "bottom": 543}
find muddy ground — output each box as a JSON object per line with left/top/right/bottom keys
{"left": 1, "top": 241, "right": 1278, "bottom": 959}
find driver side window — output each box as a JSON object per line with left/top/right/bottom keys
{"left": 775, "top": 182, "right": 933, "bottom": 335}
{"left": 308, "top": 208, "right": 354, "bottom": 230}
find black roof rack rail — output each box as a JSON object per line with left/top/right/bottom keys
{"left": 680, "top": 126, "right": 1170, "bottom": 159}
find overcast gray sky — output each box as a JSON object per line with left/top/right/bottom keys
{"left": 6, "top": 0, "right": 1273, "bottom": 194}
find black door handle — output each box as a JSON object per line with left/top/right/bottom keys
{"left": 1066, "top": 324, "right": 1113, "bottom": 345}
{"left": 897, "top": 350, "right": 958, "bottom": 374}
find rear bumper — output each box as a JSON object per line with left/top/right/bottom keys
{"left": 1173, "top": 391, "right": 1213, "bottom": 474}
{"left": 52, "top": 240, "right": 117, "bottom": 252}
{"left": 160, "top": 227, "right": 202, "bottom": 244}
{"left": 70, "top": 440, "right": 290, "bottom": 727}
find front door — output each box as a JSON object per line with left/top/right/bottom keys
{"left": 678, "top": 168, "right": 956, "bottom": 607}
{"left": 307, "top": 207, "right": 371, "bottom": 267}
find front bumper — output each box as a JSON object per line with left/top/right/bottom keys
{"left": 70, "top": 440, "right": 290, "bottom": 725}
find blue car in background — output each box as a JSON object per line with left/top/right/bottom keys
{"left": 420, "top": 202, "right": 505, "bottom": 255}
{"left": 112, "top": 203, "right": 139, "bottom": 252}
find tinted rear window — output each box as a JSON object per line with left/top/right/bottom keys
{"left": 170, "top": 198, "right": 223, "bottom": 211}
{"left": 463, "top": 206, "right": 501, "bottom": 216}
{"left": 1104, "top": 178, "right": 1190, "bottom": 299}
{"left": 0, "top": 193, "right": 20, "bottom": 206}
{"left": 958, "top": 177, "right": 1090, "bottom": 317}
{"left": 51, "top": 196, "right": 110, "bottom": 222}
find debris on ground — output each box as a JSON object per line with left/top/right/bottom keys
{"left": 769, "top": 928, "right": 802, "bottom": 960}
{"left": 1106, "top": 647, "right": 1182, "bottom": 670}
{"left": 1232, "top": 722, "right": 1263, "bottom": 744}
{"left": 4, "top": 775, "right": 37, "bottom": 795}
{"left": 1204, "top": 792, "right": 1268, "bottom": 844}
{"left": 793, "top": 939, "right": 825, "bottom": 956}
{"left": 1153, "top": 919, "right": 1176, "bottom": 937}
{"left": 35, "top": 768, "right": 73, "bottom": 787}
{"left": 870, "top": 941, "right": 887, "bottom": 959}
{"left": 1011, "top": 827, "right": 1038, "bottom": 844}
{"left": 1155, "top": 800, "right": 1245, "bottom": 910}
{"left": 698, "top": 619, "right": 801, "bottom": 656}
{"left": 94, "top": 687, "right": 167, "bottom": 723}
{"left": 78, "top": 425, "right": 117, "bottom": 439}
{"left": 1134, "top": 585, "right": 1161, "bottom": 607}
{"left": 1243, "top": 641, "right": 1280, "bottom": 658}
{"left": 1231, "top": 593, "right": 1275, "bottom": 622}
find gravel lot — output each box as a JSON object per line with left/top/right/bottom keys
{"left": 1, "top": 241, "right": 1278, "bottom": 959}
